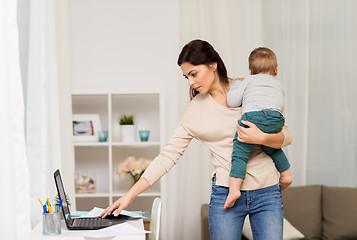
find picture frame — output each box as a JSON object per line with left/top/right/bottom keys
{"left": 72, "top": 114, "right": 102, "bottom": 142}
{"left": 75, "top": 172, "right": 96, "bottom": 193}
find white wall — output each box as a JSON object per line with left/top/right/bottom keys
{"left": 69, "top": 0, "right": 181, "bottom": 93}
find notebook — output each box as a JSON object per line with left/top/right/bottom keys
{"left": 54, "top": 169, "right": 130, "bottom": 230}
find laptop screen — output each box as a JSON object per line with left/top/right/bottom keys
{"left": 54, "top": 169, "right": 72, "bottom": 222}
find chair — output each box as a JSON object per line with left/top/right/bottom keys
{"left": 148, "top": 197, "right": 162, "bottom": 240}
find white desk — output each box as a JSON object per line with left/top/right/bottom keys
{"left": 31, "top": 219, "right": 145, "bottom": 240}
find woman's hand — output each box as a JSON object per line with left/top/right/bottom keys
{"left": 238, "top": 120, "right": 286, "bottom": 148}
{"left": 99, "top": 177, "right": 150, "bottom": 218}
{"left": 237, "top": 120, "right": 266, "bottom": 145}
{"left": 100, "top": 193, "right": 133, "bottom": 218}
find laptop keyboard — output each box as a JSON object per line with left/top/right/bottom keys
{"left": 73, "top": 217, "right": 111, "bottom": 228}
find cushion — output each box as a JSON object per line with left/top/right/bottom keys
{"left": 282, "top": 185, "right": 323, "bottom": 239}
{"left": 242, "top": 217, "right": 304, "bottom": 240}
{"left": 322, "top": 185, "right": 357, "bottom": 240}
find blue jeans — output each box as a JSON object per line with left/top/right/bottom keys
{"left": 209, "top": 177, "right": 283, "bottom": 240}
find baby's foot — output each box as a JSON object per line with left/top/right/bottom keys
{"left": 224, "top": 190, "right": 241, "bottom": 209}
{"left": 279, "top": 175, "right": 293, "bottom": 191}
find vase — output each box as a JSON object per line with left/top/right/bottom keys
{"left": 139, "top": 130, "right": 150, "bottom": 142}
{"left": 120, "top": 125, "right": 136, "bottom": 142}
{"left": 130, "top": 173, "right": 142, "bottom": 186}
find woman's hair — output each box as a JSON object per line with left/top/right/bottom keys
{"left": 177, "top": 39, "right": 229, "bottom": 99}
{"left": 249, "top": 47, "right": 278, "bottom": 75}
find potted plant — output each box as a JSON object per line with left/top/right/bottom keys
{"left": 54, "top": 193, "right": 71, "bottom": 219}
{"left": 118, "top": 114, "right": 136, "bottom": 142}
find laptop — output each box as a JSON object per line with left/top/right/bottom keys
{"left": 54, "top": 169, "right": 130, "bottom": 230}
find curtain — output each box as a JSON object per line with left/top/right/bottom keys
{"left": 26, "top": 0, "right": 64, "bottom": 227}
{"left": 0, "top": 0, "right": 31, "bottom": 238}
{"left": 178, "top": 0, "right": 357, "bottom": 239}
{"left": 261, "top": 0, "right": 357, "bottom": 186}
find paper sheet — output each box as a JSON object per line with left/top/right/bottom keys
{"left": 116, "top": 210, "right": 145, "bottom": 219}
{"left": 72, "top": 222, "right": 150, "bottom": 238}
{"left": 80, "top": 207, "right": 144, "bottom": 219}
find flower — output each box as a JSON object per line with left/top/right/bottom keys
{"left": 116, "top": 156, "right": 151, "bottom": 184}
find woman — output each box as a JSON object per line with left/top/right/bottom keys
{"left": 100, "top": 39, "right": 291, "bottom": 239}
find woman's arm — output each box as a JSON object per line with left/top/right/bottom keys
{"left": 100, "top": 124, "right": 194, "bottom": 218}
{"left": 237, "top": 120, "right": 292, "bottom": 148}
{"left": 100, "top": 178, "right": 150, "bottom": 218}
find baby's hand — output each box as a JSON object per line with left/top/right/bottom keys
{"left": 235, "top": 77, "right": 244, "bottom": 81}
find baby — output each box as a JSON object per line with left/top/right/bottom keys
{"left": 224, "top": 47, "right": 293, "bottom": 209}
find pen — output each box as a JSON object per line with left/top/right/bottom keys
{"left": 47, "top": 198, "right": 53, "bottom": 213}
{"left": 57, "top": 199, "right": 63, "bottom": 212}
{"left": 38, "top": 198, "right": 44, "bottom": 207}
{"left": 39, "top": 198, "right": 47, "bottom": 213}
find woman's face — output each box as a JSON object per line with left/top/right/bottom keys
{"left": 180, "top": 62, "right": 218, "bottom": 95}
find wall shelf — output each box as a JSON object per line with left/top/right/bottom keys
{"left": 71, "top": 91, "right": 165, "bottom": 213}
{"left": 112, "top": 192, "right": 161, "bottom": 197}
{"left": 111, "top": 142, "right": 161, "bottom": 147}
{"left": 74, "top": 142, "right": 110, "bottom": 146}
{"left": 75, "top": 193, "right": 110, "bottom": 198}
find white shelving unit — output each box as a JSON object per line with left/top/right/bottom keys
{"left": 71, "top": 91, "right": 165, "bottom": 219}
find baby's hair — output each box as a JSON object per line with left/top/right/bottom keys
{"left": 249, "top": 47, "right": 277, "bottom": 75}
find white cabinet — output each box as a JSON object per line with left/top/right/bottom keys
{"left": 71, "top": 91, "right": 165, "bottom": 218}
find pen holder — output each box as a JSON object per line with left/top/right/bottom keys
{"left": 43, "top": 212, "right": 61, "bottom": 235}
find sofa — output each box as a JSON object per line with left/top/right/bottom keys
{"left": 201, "top": 185, "right": 357, "bottom": 240}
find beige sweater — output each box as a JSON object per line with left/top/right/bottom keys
{"left": 142, "top": 93, "right": 292, "bottom": 190}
